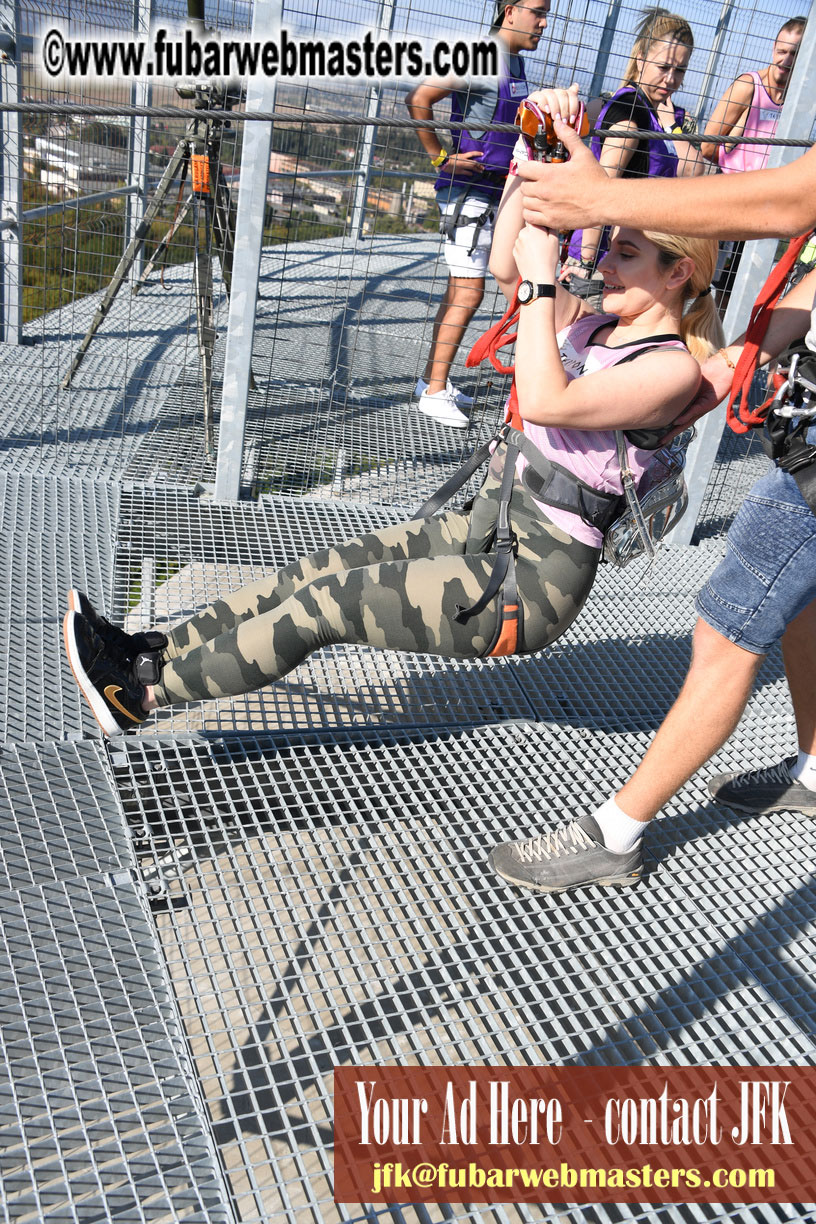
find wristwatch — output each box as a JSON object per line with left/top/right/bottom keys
{"left": 517, "top": 280, "right": 556, "bottom": 305}
{"left": 430, "top": 148, "right": 449, "bottom": 168}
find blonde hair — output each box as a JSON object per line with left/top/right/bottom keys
{"left": 642, "top": 230, "right": 725, "bottom": 362}
{"left": 622, "top": 7, "right": 694, "bottom": 88}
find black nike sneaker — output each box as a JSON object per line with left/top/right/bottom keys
{"left": 67, "top": 589, "right": 167, "bottom": 681}
{"left": 63, "top": 610, "right": 147, "bottom": 737}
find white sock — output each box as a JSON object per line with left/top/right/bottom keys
{"left": 592, "top": 796, "right": 646, "bottom": 854}
{"left": 789, "top": 750, "right": 816, "bottom": 791}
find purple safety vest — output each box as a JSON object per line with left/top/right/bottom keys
{"left": 568, "top": 86, "right": 683, "bottom": 262}
{"left": 435, "top": 56, "right": 528, "bottom": 202}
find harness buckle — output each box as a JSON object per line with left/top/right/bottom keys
{"left": 770, "top": 352, "right": 816, "bottom": 420}
{"left": 495, "top": 531, "right": 517, "bottom": 554}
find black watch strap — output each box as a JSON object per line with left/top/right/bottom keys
{"left": 519, "top": 281, "right": 556, "bottom": 304}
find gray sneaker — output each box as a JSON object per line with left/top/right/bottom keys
{"left": 708, "top": 758, "right": 816, "bottom": 816}
{"left": 490, "top": 815, "right": 642, "bottom": 893}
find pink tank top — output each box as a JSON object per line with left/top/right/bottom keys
{"left": 517, "top": 313, "right": 688, "bottom": 548}
{"left": 718, "top": 72, "right": 781, "bottom": 174}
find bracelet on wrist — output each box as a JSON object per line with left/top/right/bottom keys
{"left": 718, "top": 347, "right": 736, "bottom": 370}
{"left": 430, "top": 148, "right": 449, "bottom": 168}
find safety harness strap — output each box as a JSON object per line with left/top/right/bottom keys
{"left": 440, "top": 191, "right": 495, "bottom": 255}
{"left": 466, "top": 282, "right": 521, "bottom": 380}
{"left": 412, "top": 427, "right": 509, "bottom": 521}
{"left": 453, "top": 439, "right": 521, "bottom": 659}
{"left": 508, "top": 427, "right": 623, "bottom": 532}
{"left": 726, "top": 232, "right": 811, "bottom": 434}
{"left": 771, "top": 420, "right": 816, "bottom": 514}
{"left": 793, "top": 459, "right": 816, "bottom": 513}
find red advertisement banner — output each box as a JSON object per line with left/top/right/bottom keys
{"left": 334, "top": 1065, "right": 815, "bottom": 1204}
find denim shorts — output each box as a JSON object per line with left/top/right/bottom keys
{"left": 696, "top": 426, "right": 816, "bottom": 654}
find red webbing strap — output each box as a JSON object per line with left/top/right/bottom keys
{"left": 726, "top": 232, "right": 811, "bottom": 434}
{"left": 466, "top": 278, "right": 523, "bottom": 429}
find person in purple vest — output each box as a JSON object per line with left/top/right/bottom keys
{"left": 562, "top": 8, "right": 704, "bottom": 305}
{"left": 404, "top": 0, "right": 546, "bottom": 427}
{"left": 701, "top": 16, "right": 806, "bottom": 303}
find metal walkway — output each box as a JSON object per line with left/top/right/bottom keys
{"left": 0, "top": 238, "right": 812, "bottom": 1224}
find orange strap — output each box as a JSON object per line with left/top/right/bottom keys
{"left": 726, "top": 232, "right": 810, "bottom": 434}
{"left": 466, "top": 279, "right": 524, "bottom": 429}
{"left": 191, "top": 153, "right": 211, "bottom": 195}
{"left": 489, "top": 603, "right": 519, "bottom": 656}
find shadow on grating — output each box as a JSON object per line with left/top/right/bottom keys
{"left": 0, "top": 476, "right": 120, "bottom": 743}
{"left": 105, "top": 721, "right": 816, "bottom": 1224}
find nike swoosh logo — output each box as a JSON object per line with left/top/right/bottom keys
{"left": 104, "top": 685, "right": 143, "bottom": 723}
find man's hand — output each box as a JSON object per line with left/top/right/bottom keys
{"left": 443, "top": 149, "right": 485, "bottom": 176}
{"left": 517, "top": 119, "right": 607, "bottom": 230}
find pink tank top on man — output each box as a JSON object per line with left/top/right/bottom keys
{"left": 718, "top": 72, "right": 781, "bottom": 174}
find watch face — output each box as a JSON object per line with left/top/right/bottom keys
{"left": 518, "top": 280, "right": 534, "bottom": 304}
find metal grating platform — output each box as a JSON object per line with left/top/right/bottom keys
{"left": 0, "top": 239, "right": 507, "bottom": 504}
{"left": 1, "top": 233, "right": 814, "bottom": 1222}
{"left": 0, "top": 740, "right": 233, "bottom": 1223}
{"left": 108, "top": 721, "right": 816, "bottom": 1224}
{"left": 0, "top": 741, "right": 129, "bottom": 891}
{"left": 0, "top": 874, "right": 233, "bottom": 1224}
{"left": 0, "top": 476, "right": 120, "bottom": 743}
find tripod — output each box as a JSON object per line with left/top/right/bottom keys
{"left": 62, "top": 86, "right": 247, "bottom": 458}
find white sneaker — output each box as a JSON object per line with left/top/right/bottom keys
{"left": 416, "top": 387, "right": 469, "bottom": 428}
{"left": 414, "top": 377, "right": 474, "bottom": 408}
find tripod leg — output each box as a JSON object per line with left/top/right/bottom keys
{"left": 132, "top": 190, "right": 192, "bottom": 295}
{"left": 192, "top": 191, "right": 217, "bottom": 458}
{"left": 62, "top": 140, "right": 190, "bottom": 389}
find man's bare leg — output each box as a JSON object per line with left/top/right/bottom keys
{"left": 615, "top": 619, "right": 764, "bottom": 823}
{"left": 781, "top": 597, "right": 816, "bottom": 756}
{"left": 422, "top": 275, "right": 484, "bottom": 392}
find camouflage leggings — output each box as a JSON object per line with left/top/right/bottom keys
{"left": 153, "top": 466, "right": 599, "bottom": 707}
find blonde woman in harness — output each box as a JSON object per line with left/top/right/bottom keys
{"left": 63, "top": 163, "right": 722, "bottom": 739}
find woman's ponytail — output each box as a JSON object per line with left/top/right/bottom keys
{"left": 643, "top": 230, "right": 725, "bottom": 362}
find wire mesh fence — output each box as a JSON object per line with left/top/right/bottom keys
{"left": 3, "top": 0, "right": 813, "bottom": 505}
